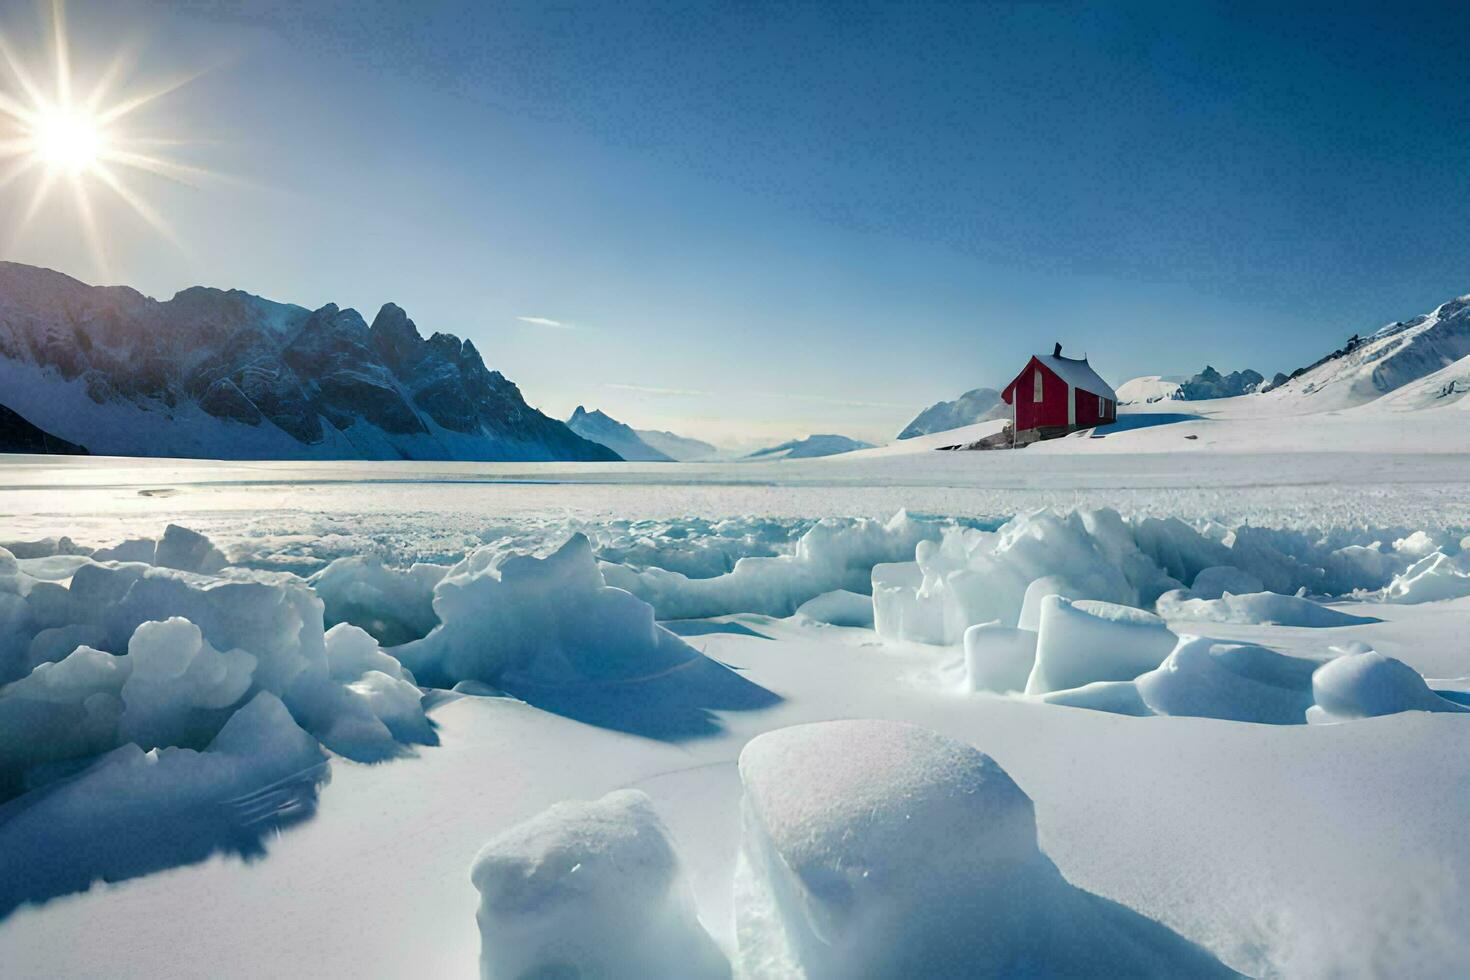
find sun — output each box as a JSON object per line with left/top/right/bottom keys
{"left": 31, "top": 106, "right": 106, "bottom": 174}
{"left": 0, "top": 0, "right": 210, "bottom": 275}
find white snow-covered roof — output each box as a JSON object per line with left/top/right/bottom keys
{"left": 1040, "top": 354, "right": 1116, "bottom": 399}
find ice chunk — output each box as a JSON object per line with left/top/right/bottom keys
{"left": 1189, "top": 565, "right": 1265, "bottom": 601}
{"left": 1308, "top": 648, "right": 1469, "bottom": 723}
{"left": 1135, "top": 638, "right": 1317, "bottom": 725}
{"left": 398, "top": 534, "right": 695, "bottom": 689}
{"left": 153, "top": 524, "right": 228, "bottom": 574}
{"left": 0, "top": 536, "right": 88, "bottom": 559}
{"left": 1156, "top": 589, "right": 1376, "bottom": 627}
{"left": 963, "top": 622, "right": 1037, "bottom": 693}
{"left": 90, "top": 537, "right": 159, "bottom": 564}
{"left": 1382, "top": 552, "right": 1470, "bottom": 604}
{"left": 1393, "top": 530, "right": 1439, "bottom": 558}
{"left": 308, "top": 555, "right": 447, "bottom": 647}
{"left": 1017, "top": 575, "right": 1089, "bottom": 631}
{"left": 874, "top": 509, "right": 1182, "bottom": 647}
{"left": 324, "top": 622, "right": 415, "bottom": 683}
{"left": 735, "top": 720, "right": 1231, "bottom": 977}
{"left": 469, "top": 788, "right": 727, "bottom": 980}
{"left": 1026, "top": 597, "right": 1177, "bottom": 695}
{"left": 24, "top": 623, "right": 107, "bottom": 672}
{"left": 794, "top": 589, "right": 874, "bottom": 628}
{"left": 119, "top": 618, "right": 256, "bottom": 750}
{"left": 871, "top": 560, "right": 944, "bottom": 644}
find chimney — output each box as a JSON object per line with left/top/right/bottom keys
{"left": 1053, "top": 342, "right": 1062, "bottom": 357}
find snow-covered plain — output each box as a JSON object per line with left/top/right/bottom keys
{"left": 3, "top": 422, "right": 1470, "bottom": 979}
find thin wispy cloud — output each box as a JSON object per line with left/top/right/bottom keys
{"left": 751, "top": 390, "right": 911, "bottom": 409}
{"left": 516, "top": 315, "right": 570, "bottom": 328}
{"left": 605, "top": 382, "right": 712, "bottom": 397}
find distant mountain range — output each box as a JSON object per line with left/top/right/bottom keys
{"left": 0, "top": 262, "right": 618, "bottom": 461}
{"left": 743, "top": 434, "right": 874, "bottom": 460}
{"left": 1116, "top": 293, "right": 1470, "bottom": 410}
{"left": 1118, "top": 366, "right": 1284, "bottom": 403}
{"left": 566, "top": 406, "right": 718, "bottom": 461}
{"left": 897, "top": 387, "right": 1009, "bottom": 439}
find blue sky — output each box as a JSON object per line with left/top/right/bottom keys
{"left": 3, "top": 0, "right": 1470, "bottom": 446}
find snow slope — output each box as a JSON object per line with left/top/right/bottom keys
{"left": 896, "top": 387, "right": 1007, "bottom": 439}
{"left": 1115, "top": 375, "right": 1183, "bottom": 404}
{"left": 1260, "top": 293, "right": 1470, "bottom": 411}
{"left": 566, "top": 406, "right": 668, "bottom": 461}
{"left": 742, "top": 434, "right": 875, "bottom": 460}
{"left": 635, "top": 427, "right": 719, "bottom": 461}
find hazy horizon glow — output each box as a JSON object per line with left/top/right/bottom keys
{"left": 4, "top": 1, "right": 1470, "bottom": 445}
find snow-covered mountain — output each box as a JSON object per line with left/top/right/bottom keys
{"left": 1178, "top": 366, "right": 1282, "bottom": 400}
{"left": 1118, "top": 367, "right": 1281, "bottom": 404}
{"left": 0, "top": 262, "right": 618, "bottom": 461}
{"left": 566, "top": 407, "right": 673, "bottom": 462}
{"left": 1264, "top": 294, "right": 1470, "bottom": 410}
{"left": 743, "top": 434, "right": 875, "bottom": 460}
{"left": 635, "top": 427, "right": 718, "bottom": 461}
{"left": 897, "top": 387, "right": 1007, "bottom": 439}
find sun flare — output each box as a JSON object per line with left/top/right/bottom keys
{"left": 0, "top": 0, "right": 209, "bottom": 274}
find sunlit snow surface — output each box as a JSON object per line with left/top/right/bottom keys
{"left": 3, "top": 449, "right": 1470, "bottom": 979}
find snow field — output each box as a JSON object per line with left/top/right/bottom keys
{"left": 5, "top": 497, "right": 1470, "bottom": 976}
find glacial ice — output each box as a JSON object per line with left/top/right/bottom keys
{"left": 734, "top": 720, "right": 1231, "bottom": 977}
{"left": 469, "top": 789, "right": 727, "bottom": 980}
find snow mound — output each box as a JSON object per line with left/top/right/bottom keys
{"left": 1382, "top": 552, "right": 1470, "bottom": 603}
{"left": 398, "top": 533, "right": 695, "bottom": 688}
{"left": 1308, "top": 648, "right": 1469, "bottom": 723}
{"left": 963, "top": 622, "right": 1037, "bottom": 694}
{"left": 469, "top": 788, "right": 726, "bottom": 980}
{"left": 309, "top": 554, "right": 447, "bottom": 646}
{"left": 605, "top": 512, "right": 938, "bottom": 620}
{"left": 734, "top": 720, "right": 1231, "bottom": 977}
{"left": 1135, "top": 638, "right": 1318, "bottom": 725}
{"left": 1026, "top": 597, "right": 1177, "bottom": 695}
{"left": 1040, "top": 679, "right": 1154, "bottom": 716}
{"left": 794, "top": 589, "right": 874, "bottom": 628}
{"left": 1156, "top": 589, "right": 1376, "bottom": 627}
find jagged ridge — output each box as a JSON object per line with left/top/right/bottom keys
{"left": 0, "top": 262, "right": 618, "bottom": 461}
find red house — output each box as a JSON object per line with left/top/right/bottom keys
{"left": 1001, "top": 343, "right": 1117, "bottom": 443}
